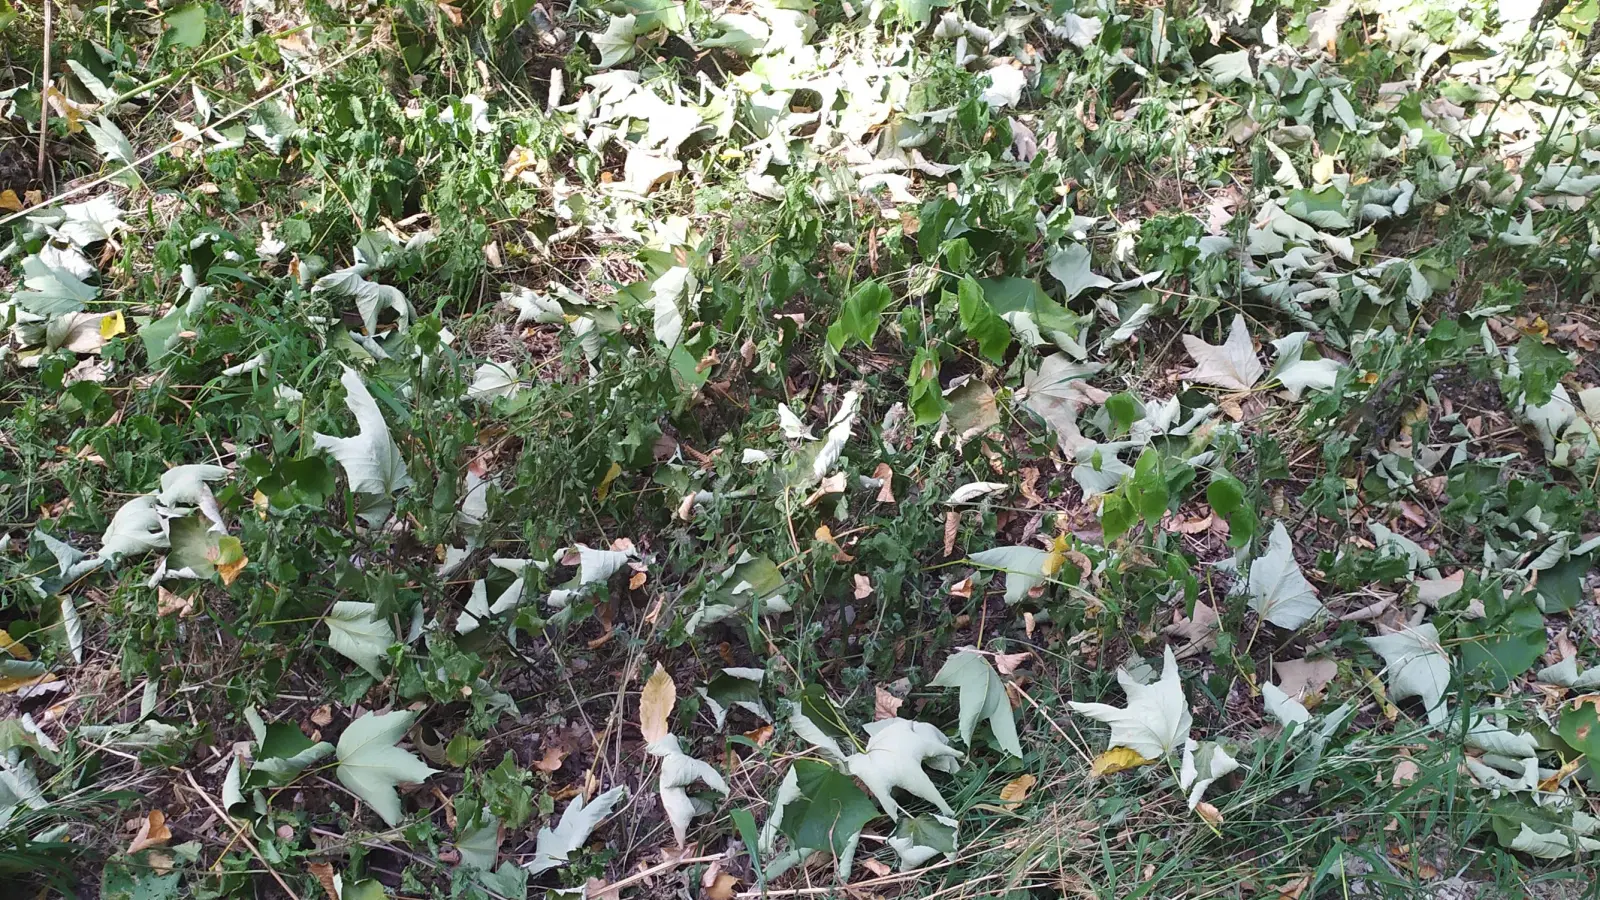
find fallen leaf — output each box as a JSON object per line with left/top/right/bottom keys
{"left": 1090, "top": 746, "right": 1153, "bottom": 776}
{"left": 949, "top": 577, "right": 973, "bottom": 599}
{"left": 999, "top": 773, "right": 1036, "bottom": 809}
{"left": 147, "top": 851, "right": 174, "bottom": 875}
{"left": 1180, "top": 314, "right": 1263, "bottom": 392}
{"left": 639, "top": 663, "right": 677, "bottom": 744}
{"left": 1195, "top": 800, "right": 1224, "bottom": 826}
{"left": 993, "top": 652, "right": 1031, "bottom": 675}
{"left": 860, "top": 859, "right": 893, "bottom": 877}
{"left": 853, "top": 574, "right": 874, "bottom": 600}
{"left": 873, "top": 462, "right": 896, "bottom": 503}
{"left": 705, "top": 872, "right": 739, "bottom": 900}
{"left": 944, "top": 510, "right": 960, "bottom": 557}
{"left": 157, "top": 587, "right": 194, "bottom": 618}
{"left": 875, "top": 685, "right": 904, "bottom": 720}
{"left": 534, "top": 745, "right": 568, "bottom": 773}
{"left": 743, "top": 724, "right": 774, "bottom": 747}
{"left": 128, "top": 809, "right": 172, "bottom": 854}
{"left": 308, "top": 862, "right": 338, "bottom": 900}
{"left": 311, "top": 705, "right": 334, "bottom": 727}
{"left": 0, "top": 189, "right": 22, "bottom": 212}
{"left": 1274, "top": 657, "right": 1337, "bottom": 701}
{"left": 1277, "top": 874, "right": 1310, "bottom": 900}
{"left": 1391, "top": 759, "right": 1419, "bottom": 787}
{"left": 628, "top": 571, "right": 648, "bottom": 591}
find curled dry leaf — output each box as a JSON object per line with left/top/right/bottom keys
{"left": 993, "top": 652, "right": 1032, "bottom": 675}
{"left": 943, "top": 510, "right": 960, "bottom": 557}
{"left": 873, "top": 462, "right": 896, "bottom": 503}
{"left": 999, "top": 773, "right": 1036, "bottom": 809}
{"left": 534, "top": 745, "right": 568, "bottom": 773}
{"left": 1195, "top": 801, "right": 1224, "bottom": 826}
{"left": 853, "top": 574, "right": 874, "bottom": 600}
{"left": 875, "top": 685, "right": 904, "bottom": 720}
{"left": 128, "top": 809, "right": 172, "bottom": 854}
{"left": 639, "top": 662, "right": 677, "bottom": 745}
{"left": 308, "top": 862, "right": 338, "bottom": 900}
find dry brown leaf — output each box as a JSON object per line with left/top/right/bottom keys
{"left": 872, "top": 462, "right": 896, "bottom": 503}
{"left": 0, "top": 190, "right": 23, "bottom": 213}
{"left": 1391, "top": 759, "right": 1419, "bottom": 787}
{"left": 859, "top": 858, "right": 893, "bottom": 877}
{"left": 1275, "top": 657, "right": 1338, "bottom": 700}
{"left": 157, "top": 587, "right": 194, "bottom": 618}
{"left": 743, "top": 724, "right": 774, "bottom": 747}
{"left": 948, "top": 576, "right": 973, "bottom": 599}
{"left": 0, "top": 628, "right": 32, "bottom": 660}
{"left": 639, "top": 662, "right": 677, "bottom": 744}
{"left": 534, "top": 745, "right": 569, "bottom": 773}
{"left": 128, "top": 809, "right": 172, "bottom": 854}
{"left": 874, "top": 685, "right": 903, "bottom": 721}
{"left": 1019, "top": 467, "right": 1043, "bottom": 508}
{"left": 308, "top": 862, "right": 338, "bottom": 900}
{"left": 311, "top": 705, "right": 334, "bottom": 727}
{"left": 1024, "top": 611, "right": 1036, "bottom": 638}
{"left": 999, "top": 773, "right": 1036, "bottom": 809}
{"left": 586, "top": 877, "right": 621, "bottom": 900}
{"left": 1195, "top": 801, "right": 1224, "bottom": 826}
{"left": 628, "top": 571, "right": 648, "bottom": 591}
{"left": 1276, "top": 874, "right": 1310, "bottom": 900}
{"left": 704, "top": 871, "right": 739, "bottom": 900}
{"left": 215, "top": 552, "right": 248, "bottom": 587}
{"left": 943, "top": 510, "right": 960, "bottom": 557}
{"left": 993, "top": 652, "right": 1031, "bottom": 675}
{"left": 1163, "top": 601, "right": 1220, "bottom": 659}
{"left": 852, "top": 574, "right": 874, "bottom": 600}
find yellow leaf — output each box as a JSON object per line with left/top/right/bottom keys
{"left": 639, "top": 662, "right": 676, "bottom": 744}
{"left": 596, "top": 461, "right": 622, "bottom": 502}
{"left": 1040, "top": 533, "right": 1070, "bottom": 577}
{"left": 128, "top": 809, "right": 172, "bottom": 854}
{"left": 0, "top": 628, "right": 32, "bottom": 660}
{"left": 253, "top": 490, "right": 270, "bottom": 519}
{"left": 1090, "top": 746, "right": 1154, "bottom": 777}
{"left": 0, "top": 190, "right": 22, "bottom": 212}
{"left": 999, "top": 773, "right": 1036, "bottom": 809}
{"left": 100, "top": 310, "right": 127, "bottom": 339}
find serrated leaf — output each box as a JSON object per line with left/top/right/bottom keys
{"left": 1180, "top": 315, "right": 1263, "bottom": 391}
{"left": 313, "top": 366, "right": 413, "bottom": 512}
{"left": 1247, "top": 522, "right": 1322, "bottom": 629}
{"left": 324, "top": 601, "right": 395, "bottom": 678}
{"left": 1068, "top": 646, "right": 1192, "bottom": 760}
{"left": 526, "top": 785, "right": 628, "bottom": 875}
{"left": 844, "top": 718, "right": 963, "bottom": 821}
{"left": 929, "top": 650, "right": 1021, "bottom": 757}
{"left": 335, "top": 710, "right": 438, "bottom": 827}
{"left": 1365, "top": 623, "right": 1451, "bottom": 728}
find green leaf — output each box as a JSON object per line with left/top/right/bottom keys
{"left": 956, "top": 277, "right": 1011, "bottom": 363}
{"left": 1100, "top": 492, "right": 1136, "bottom": 543}
{"left": 313, "top": 365, "right": 413, "bottom": 517}
{"left": 1206, "top": 475, "right": 1257, "bottom": 547}
{"left": 1046, "top": 243, "right": 1112, "bottom": 301}
{"left": 251, "top": 720, "right": 334, "bottom": 784}
{"left": 162, "top": 4, "right": 207, "bottom": 49}
{"left": 83, "top": 116, "right": 136, "bottom": 165}
{"left": 1557, "top": 701, "right": 1600, "bottom": 760}
{"left": 978, "top": 277, "right": 1080, "bottom": 348}
{"left": 1459, "top": 592, "right": 1546, "bottom": 690}
{"left": 1105, "top": 393, "right": 1138, "bottom": 436}
{"left": 323, "top": 601, "right": 395, "bottom": 678}
{"left": 1534, "top": 554, "right": 1590, "bottom": 612}
{"left": 930, "top": 650, "right": 1022, "bottom": 756}
{"left": 1286, "top": 185, "right": 1351, "bottom": 229}
{"left": 906, "top": 347, "right": 947, "bottom": 426}
{"left": 1247, "top": 522, "right": 1323, "bottom": 629}
{"left": 827, "top": 280, "right": 893, "bottom": 352}
{"left": 1127, "top": 448, "right": 1170, "bottom": 524}
{"left": 527, "top": 784, "right": 628, "bottom": 874}
{"left": 780, "top": 759, "right": 878, "bottom": 858}
{"left": 1513, "top": 336, "right": 1573, "bottom": 407}
{"left": 456, "top": 809, "right": 501, "bottom": 872}
{"left": 13, "top": 255, "right": 98, "bottom": 316}
{"left": 334, "top": 710, "right": 439, "bottom": 827}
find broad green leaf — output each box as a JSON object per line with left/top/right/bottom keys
{"left": 592, "top": 15, "right": 643, "bottom": 68}
{"left": 456, "top": 809, "right": 501, "bottom": 871}
{"left": 930, "top": 650, "right": 1021, "bottom": 757}
{"left": 1178, "top": 739, "right": 1238, "bottom": 809}
{"left": 162, "top": 3, "right": 207, "bottom": 48}
{"left": 13, "top": 254, "right": 98, "bottom": 316}
{"left": 1206, "top": 475, "right": 1257, "bottom": 547}
{"left": 1247, "top": 522, "right": 1322, "bottom": 629}
{"left": 1261, "top": 683, "right": 1310, "bottom": 727}
{"left": 956, "top": 277, "right": 1011, "bottom": 363}
{"left": 1046, "top": 243, "right": 1112, "bottom": 301}
{"left": 83, "top": 116, "right": 135, "bottom": 165}
{"left": 1536, "top": 656, "right": 1600, "bottom": 691}
{"left": 251, "top": 720, "right": 334, "bottom": 784}
{"left": 1459, "top": 593, "right": 1545, "bottom": 690}
{"left": 313, "top": 268, "right": 411, "bottom": 335}
{"left": 1286, "top": 185, "right": 1351, "bottom": 229}
{"left": 968, "top": 545, "right": 1051, "bottom": 605}
{"left": 888, "top": 813, "right": 957, "bottom": 870}
{"left": 1068, "top": 646, "right": 1191, "bottom": 760}
{"left": 978, "top": 277, "right": 1081, "bottom": 350}
{"left": 1557, "top": 701, "right": 1600, "bottom": 761}
{"left": 1201, "top": 50, "right": 1253, "bottom": 86}
{"left": 778, "top": 759, "right": 877, "bottom": 860}
{"left": 324, "top": 601, "right": 395, "bottom": 678}
{"left": 527, "top": 784, "right": 628, "bottom": 875}
{"left": 1365, "top": 623, "right": 1451, "bottom": 728}
{"left": 827, "top": 280, "right": 892, "bottom": 352}
{"left": 1268, "top": 333, "right": 1342, "bottom": 399}
{"left": 313, "top": 366, "right": 413, "bottom": 511}
{"left": 845, "top": 718, "right": 963, "bottom": 820}
{"left": 335, "top": 710, "right": 438, "bottom": 827}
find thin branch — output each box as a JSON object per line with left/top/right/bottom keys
{"left": 36, "top": 0, "right": 52, "bottom": 182}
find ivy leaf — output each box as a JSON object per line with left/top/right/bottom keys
{"left": 335, "top": 710, "right": 438, "bottom": 827}
{"left": 1364, "top": 623, "right": 1451, "bottom": 727}
{"left": 526, "top": 785, "right": 628, "bottom": 875}
{"left": 1180, "top": 315, "right": 1263, "bottom": 391}
{"left": 324, "top": 601, "right": 395, "bottom": 678}
{"left": 1247, "top": 522, "right": 1322, "bottom": 629}
{"left": 929, "top": 650, "right": 1022, "bottom": 757}
{"left": 844, "top": 718, "right": 963, "bottom": 820}
{"left": 956, "top": 277, "right": 1011, "bottom": 363}
{"left": 313, "top": 366, "right": 413, "bottom": 514}
{"left": 1068, "top": 646, "right": 1192, "bottom": 760}
{"left": 827, "top": 280, "right": 892, "bottom": 352}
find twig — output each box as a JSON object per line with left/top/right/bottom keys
{"left": 591, "top": 853, "right": 723, "bottom": 895}
{"left": 36, "top": 0, "right": 52, "bottom": 182}
{"left": 733, "top": 859, "right": 956, "bottom": 898}
{"left": 180, "top": 769, "right": 304, "bottom": 900}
